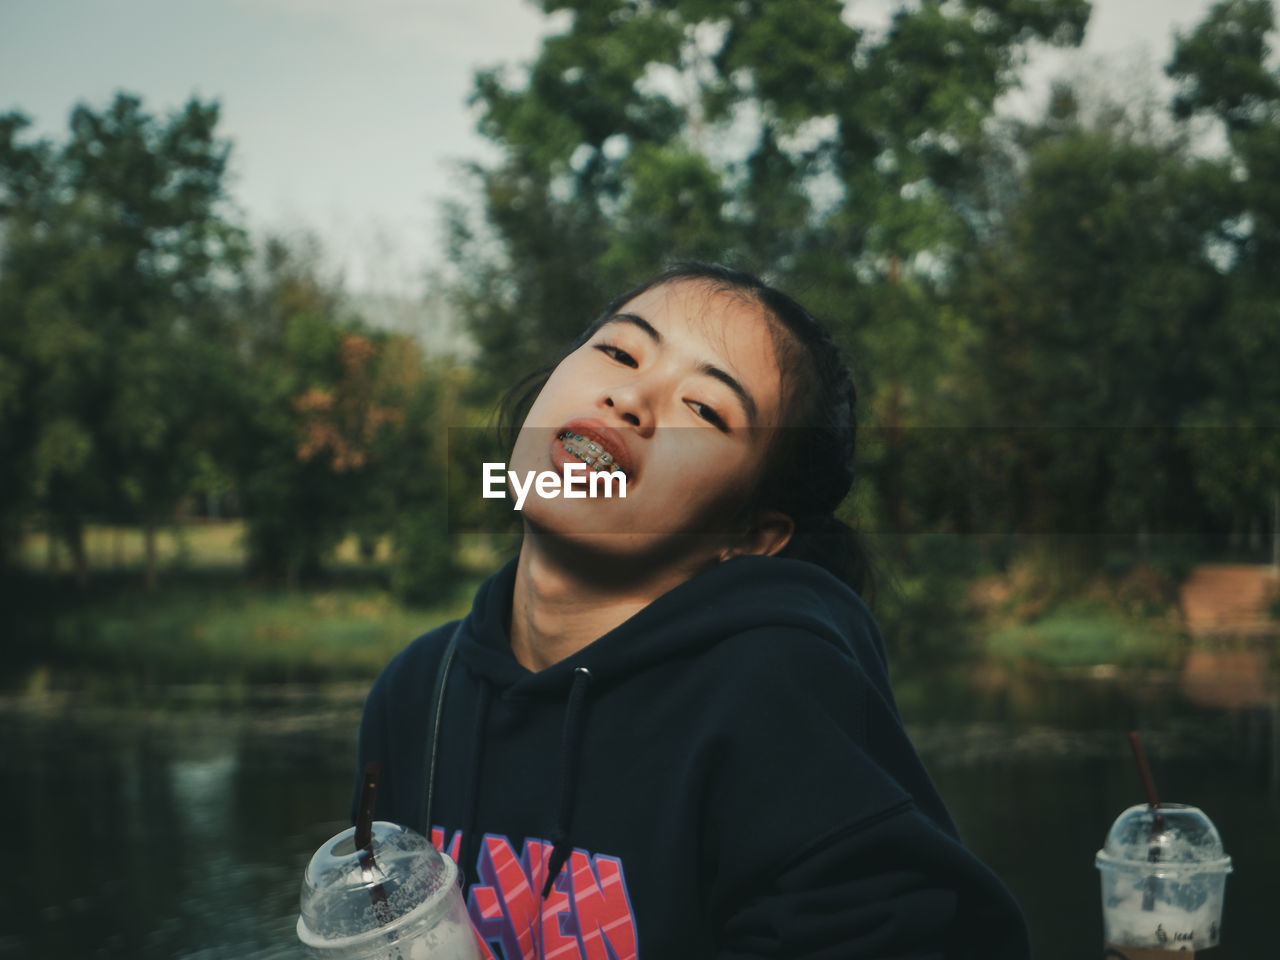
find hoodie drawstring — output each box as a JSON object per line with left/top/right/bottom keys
{"left": 459, "top": 680, "right": 490, "bottom": 884}
{"left": 421, "top": 627, "right": 491, "bottom": 887}
{"left": 541, "top": 665, "right": 592, "bottom": 898}
{"left": 423, "top": 627, "right": 460, "bottom": 836}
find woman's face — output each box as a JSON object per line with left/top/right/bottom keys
{"left": 507, "top": 279, "right": 791, "bottom": 567}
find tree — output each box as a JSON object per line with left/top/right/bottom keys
{"left": 0, "top": 113, "right": 58, "bottom": 570}
{"left": 448, "top": 0, "right": 1091, "bottom": 409}
{"left": 1168, "top": 0, "right": 1280, "bottom": 559}
{"left": 223, "top": 236, "right": 361, "bottom": 583}
{"left": 0, "top": 94, "right": 245, "bottom": 586}
{"left": 445, "top": 0, "right": 1093, "bottom": 575}
{"left": 944, "top": 83, "right": 1232, "bottom": 566}
{"left": 222, "top": 235, "right": 463, "bottom": 592}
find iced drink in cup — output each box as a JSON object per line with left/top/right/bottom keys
{"left": 1095, "top": 803, "right": 1232, "bottom": 958}
{"left": 297, "top": 819, "right": 481, "bottom": 960}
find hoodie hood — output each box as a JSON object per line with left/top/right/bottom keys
{"left": 444, "top": 551, "right": 899, "bottom": 900}
{"left": 452, "top": 553, "right": 891, "bottom": 699}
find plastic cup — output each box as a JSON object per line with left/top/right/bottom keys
{"left": 297, "top": 820, "right": 481, "bottom": 960}
{"left": 1095, "top": 803, "right": 1232, "bottom": 957}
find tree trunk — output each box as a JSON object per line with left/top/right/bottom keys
{"left": 68, "top": 524, "right": 88, "bottom": 588}
{"left": 1272, "top": 487, "right": 1279, "bottom": 570}
{"left": 144, "top": 520, "right": 158, "bottom": 592}
{"left": 883, "top": 380, "right": 908, "bottom": 542}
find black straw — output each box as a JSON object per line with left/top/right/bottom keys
{"left": 355, "top": 762, "right": 392, "bottom": 923}
{"left": 355, "top": 762, "right": 379, "bottom": 849}
{"left": 1127, "top": 732, "right": 1165, "bottom": 831}
{"left": 1128, "top": 732, "right": 1164, "bottom": 912}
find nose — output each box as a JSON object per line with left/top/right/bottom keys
{"left": 599, "top": 378, "right": 655, "bottom": 436}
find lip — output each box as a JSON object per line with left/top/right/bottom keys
{"left": 553, "top": 418, "right": 637, "bottom": 481}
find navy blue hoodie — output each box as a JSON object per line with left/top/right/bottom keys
{"left": 352, "top": 554, "right": 1030, "bottom": 959}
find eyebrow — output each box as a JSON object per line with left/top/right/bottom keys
{"left": 601, "top": 312, "right": 760, "bottom": 427}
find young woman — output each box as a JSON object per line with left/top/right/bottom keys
{"left": 352, "top": 263, "right": 1030, "bottom": 959}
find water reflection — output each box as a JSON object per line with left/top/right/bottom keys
{"left": 903, "top": 664, "right": 1278, "bottom": 959}
{"left": 1177, "top": 648, "right": 1280, "bottom": 794}
{"left": 0, "top": 699, "right": 355, "bottom": 960}
{"left": 1181, "top": 648, "right": 1275, "bottom": 708}
{"left": 0, "top": 672, "right": 1275, "bottom": 960}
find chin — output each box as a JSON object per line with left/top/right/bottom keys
{"left": 523, "top": 510, "right": 724, "bottom": 579}
{"left": 521, "top": 497, "right": 634, "bottom": 544}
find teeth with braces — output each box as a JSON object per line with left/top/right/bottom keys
{"left": 557, "top": 432, "right": 624, "bottom": 474}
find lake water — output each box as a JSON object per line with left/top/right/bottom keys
{"left": 0, "top": 666, "right": 1275, "bottom": 959}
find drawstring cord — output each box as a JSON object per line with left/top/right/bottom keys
{"left": 423, "top": 626, "right": 460, "bottom": 836}
{"left": 426, "top": 644, "right": 593, "bottom": 927}
{"left": 460, "top": 680, "right": 490, "bottom": 883}
{"left": 541, "top": 666, "right": 593, "bottom": 899}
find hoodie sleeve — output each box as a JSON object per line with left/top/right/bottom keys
{"left": 699, "top": 626, "right": 1030, "bottom": 960}
{"left": 715, "top": 804, "right": 1031, "bottom": 959}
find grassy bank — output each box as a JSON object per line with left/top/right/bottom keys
{"left": 8, "top": 574, "right": 484, "bottom": 695}
{"left": 963, "top": 554, "right": 1191, "bottom": 672}
{"left": 6, "top": 521, "right": 502, "bottom": 694}
{"left": 18, "top": 520, "right": 392, "bottom": 573}
{"left": 864, "top": 535, "right": 1219, "bottom": 674}
{"left": 15, "top": 577, "right": 478, "bottom": 686}
{"left": 8, "top": 523, "right": 1273, "bottom": 696}
{"left": 981, "top": 598, "right": 1183, "bottom": 670}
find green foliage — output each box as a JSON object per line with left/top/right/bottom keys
{"left": 985, "top": 600, "right": 1181, "bottom": 671}
{"left": 222, "top": 236, "right": 464, "bottom": 593}
{"left": 446, "top": 0, "right": 1280, "bottom": 589}
{"left": 943, "top": 85, "right": 1244, "bottom": 544}
{"left": 1168, "top": 1, "right": 1280, "bottom": 529}
{"left": 6, "top": 0, "right": 1280, "bottom": 684}
{"left": 601, "top": 142, "right": 729, "bottom": 274}
{"left": 390, "top": 504, "right": 456, "bottom": 606}
{"left": 1169, "top": 0, "right": 1279, "bottom": 132}
{"left": 451, "top": 0, "right": 1091, "bottom": 406}
{"left": 219, "top": 237, "right": 347, "bottom": 581}
{"left": 2, "top": 91, "right": 472, "bottom": 596}
{"left": 372, "top": 351, "right": 466, "bottom": 604}
{"left": 871, "top": 533, "right": 988, "bottom": 669}
{"left": 5, "top": 570, "right": 481, "bottom": 687}
{"left": 0, "top": 93, "right": 246, "bottom": 580}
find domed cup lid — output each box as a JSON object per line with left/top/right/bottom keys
{"left": 1095, "top": 803, "right": 1232, "bottom": 877}
{"left": 298, "top": 820, "right": 457, "bottom": 947}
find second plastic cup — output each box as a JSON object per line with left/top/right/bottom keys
{"left": 1095, "top": 803, "right": 1231, "bottom": 957}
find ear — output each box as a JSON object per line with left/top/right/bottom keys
{"left": 721, "top": 510, "right": 794, "bottom": 561}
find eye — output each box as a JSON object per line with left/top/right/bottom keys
{"left": 687, "top": 400, "right": 729, "bottom": 433}
{"left": 594, "top": 343, "right": 637, "bottom": 368}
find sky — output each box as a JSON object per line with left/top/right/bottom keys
{"left": 0, "top": 0, "right": 1231, "bottom": 297}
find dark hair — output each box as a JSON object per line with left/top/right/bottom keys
{"left": 498, "top": 262, "right": 873, "bottom": 599}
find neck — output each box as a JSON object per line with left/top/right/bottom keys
{"left": 509, "top": 528, "right": 713, "bottom": 672}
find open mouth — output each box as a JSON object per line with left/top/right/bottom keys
{"left": 556, "top": 431, "right": 627, "bottom": 476}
